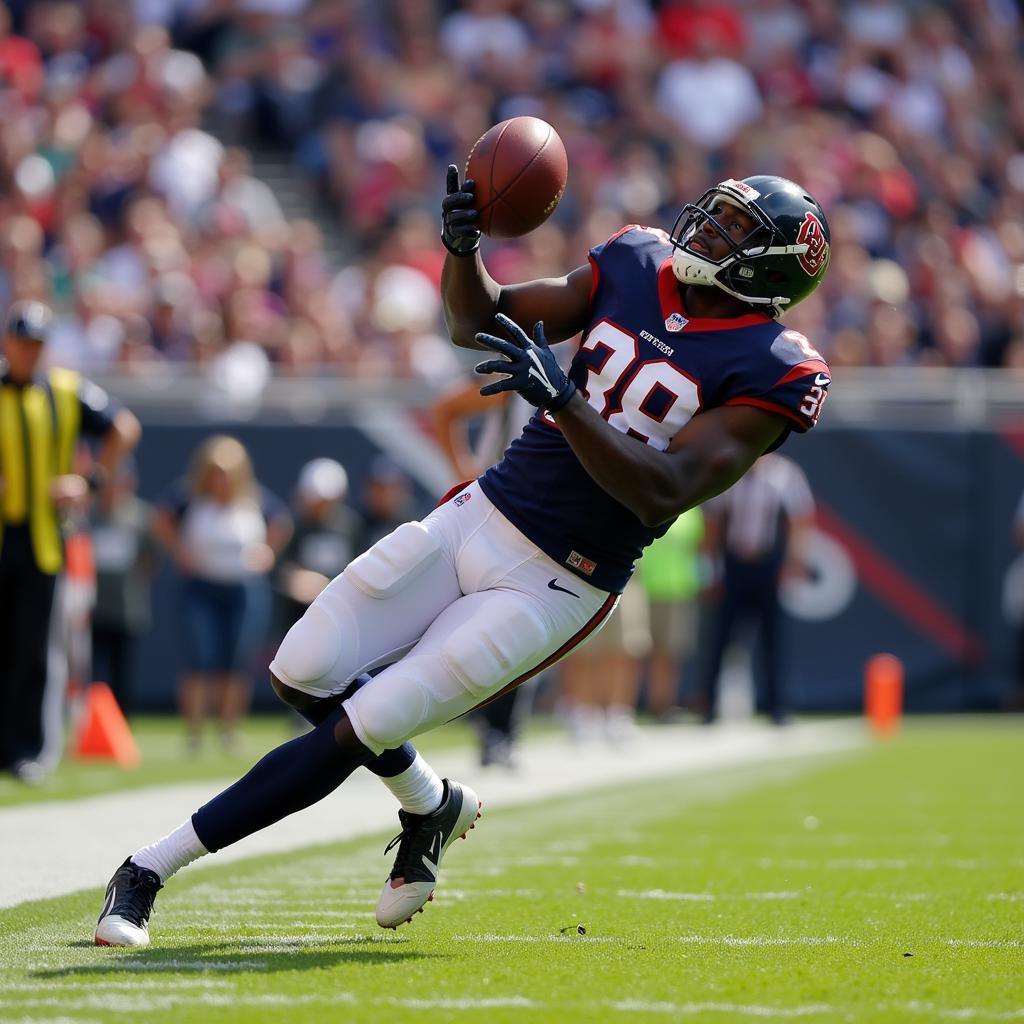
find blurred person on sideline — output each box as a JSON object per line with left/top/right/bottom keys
{"left": 560, "top": 580, "right": 652, "bottom": 745}
{"left": 700, "top": 453, "right": 814, "bottom": 725}
{"left": 152, "top": 436, "right": 292, "bottom": 753}
{"left": 89, "top": 456, "right": 157, "bottom": 717}
{"left": 432, "top": 378, "right": 536, "bottom": 767}
{"left": 358, "top": 455, "right": 418, "bottom": 552}
{"left": 636, "top": 506, "right": 705, "bottom": 721}
{"left": 0, "top": 301, "right": 140, "bottom": 782}
{"left": 1007, "top": 489, "right": 1024, "bottom": 711}
{"left": 276, "top": 457, "right": 364, "bottom": 636}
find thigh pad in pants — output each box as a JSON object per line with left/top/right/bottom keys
{"left": 344, "top": 591, "right": 553, "bottom": 752}
{"left": 344, "top": 522, "right": 440, "bottom": 599}
{"left": 440, "top": 594, "right": 551, "bottom": 697}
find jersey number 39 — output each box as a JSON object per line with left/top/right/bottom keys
{"left": 570, "top": 320, "right": 701, "bottom": 450}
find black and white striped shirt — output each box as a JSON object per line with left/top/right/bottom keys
{"left": 706, "top": 454, "right": 813, "bottom": 562}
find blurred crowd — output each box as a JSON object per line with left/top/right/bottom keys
{"left": 1, "top": 0, "right": 1023, "bottom": 383}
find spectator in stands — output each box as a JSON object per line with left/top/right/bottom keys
{"left": 700, "top": 454, "right": 815, "bottom": 726}
{"left": 153, "top": 435, "right": 292, "bottom": 752}
{"left": 0, "top": 0, "right": 1021, "bottom": 377}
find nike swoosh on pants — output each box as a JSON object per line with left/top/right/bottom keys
{"left": 547, "top": 578, "right": 580, "bottom": 598}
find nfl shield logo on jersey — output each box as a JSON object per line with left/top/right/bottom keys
{"left": 665, "top": 313, "right": 688, "bottom": 332}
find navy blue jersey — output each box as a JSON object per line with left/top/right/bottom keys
{"left": 479, "top": 225, "right": 830, "bottom": 593}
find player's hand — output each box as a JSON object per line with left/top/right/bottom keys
{"left": 475, "top": 313, "right": 576, "bottom": 412}
{"left": 441, "top": 164, "right": 480, "bottom": 256}
{"left": 50, "top": 473, "right": 89, "bottom": 510}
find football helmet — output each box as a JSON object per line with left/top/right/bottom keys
{"left": 669, "top": 175, "right": 830, "bottom": 317}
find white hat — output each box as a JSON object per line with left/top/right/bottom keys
{"left": 297, "top": 458, "right": 348, "bottom": 503}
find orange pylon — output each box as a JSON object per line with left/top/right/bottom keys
{"left": 864, "top": 653, "right": 903, "bottom": 737}
{"left": 73, "top": 683, "right": 141, "bottom": 768}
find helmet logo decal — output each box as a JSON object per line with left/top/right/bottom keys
{"left": 720, "top": 178, "right": 761, "bottom": 200}
{"left": 796, "top": 213, "right": 829, "bottom": 276}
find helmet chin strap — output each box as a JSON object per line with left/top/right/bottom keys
{"left": 670, "top": 249, "right": 719, "bottom": 288}
{"left": 671, "top": 248, "right": 786, "bottom": 313}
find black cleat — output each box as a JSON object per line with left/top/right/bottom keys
{"left": 94, "top": 857, "right": 162, "bottom": 947}
{"left": 376, "top": 779, "right": 481, "bottom": 928}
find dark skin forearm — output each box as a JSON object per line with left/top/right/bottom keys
{"left": 551, "top": 394, "right": 787, "bottom": 528}
{"left": 441, "top": 253, "right": 502, "bottom": 349}
{"left": 442, "top": 254, "right": 593, "bottom": 349}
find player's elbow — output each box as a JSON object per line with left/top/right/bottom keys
{"left": 639, "top": 448, "right": 742, "bottom": 527}
{"left": 637, "top": 499, "right": 680, "bottom": 530}
{"left": 634, "top": 473, "right": 689, "bottom": 528}
{"left": 444, "top": 318, "right": 487, "bottom": 351}
{"left": 447, "top": 326, "right": 477, "bottom": 350}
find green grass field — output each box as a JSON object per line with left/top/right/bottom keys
{"left": 1, "top": 719, "right": 1021, "bottom": 1023}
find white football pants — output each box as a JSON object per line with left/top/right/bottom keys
{"left": 270, "top": 482, "right": 617, "bottom": 753}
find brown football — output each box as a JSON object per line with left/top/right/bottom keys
{"left": 465, "top": 117, "right": 568, "bottom": 239}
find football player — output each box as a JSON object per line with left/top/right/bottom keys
{"left": 94, "top": 170, "right": 831, "bottom": 947}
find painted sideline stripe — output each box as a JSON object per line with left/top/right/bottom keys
{"left": 678, "top": 934, "right": 860, "bottom": 947}
{"left": 6, "top": 993, "right": 1021, "bottom": 1021}
{"left": 0, "top": 719, "right": 862, "bottom": 908}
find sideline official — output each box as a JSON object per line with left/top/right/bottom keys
{"left": 0, "top": 301, "right": 141, "bottom": 782}
{"left": 700, "top": 453, "right": 814, "bottom": 725}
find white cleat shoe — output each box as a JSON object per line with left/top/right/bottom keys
{"left": 376, "top": 778, "right": 481, "bottom": 929}
{"left": 94, "top": 858, "right": 162, "bottom": 947}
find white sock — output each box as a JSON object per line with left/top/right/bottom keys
{"left": 132, "top": 818, "right": 208, "bottom": 883}
{"left": 378, "top": 753, "right": 445, "bottom": 815}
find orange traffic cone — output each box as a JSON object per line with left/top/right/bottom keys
{"left": 864, "top": 653, "right": 903, "bottom": 737}
{"left": 73, "top": 682, "right": 141, "bottom": 768}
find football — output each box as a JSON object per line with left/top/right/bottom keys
{"left": 465, "top": 116, "right": 568, "bottom": 239}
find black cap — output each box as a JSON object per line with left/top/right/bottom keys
{"left": 6, "top": 301, "right": 53, "bottom": 343}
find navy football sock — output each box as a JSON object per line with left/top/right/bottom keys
{"left": 368, "top": 742, "right": 416, "bottom": 777}
{"left": 191, "top": 703, "right": 371, "bottom": 853}
{"left": 283, "top": 680, "right": 417, "bottom": 779}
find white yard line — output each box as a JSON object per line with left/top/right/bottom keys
{"left": 0, "top": 719, "right": 862, "bottom": 909}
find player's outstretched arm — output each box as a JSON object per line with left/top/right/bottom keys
{"left": 440, "top": 165, "right": 591, "bottom": 349}
{"left": 554, "top": 398, "right": 786, "bottom": 527}
{"left": 474, "top": 314, "right": 787, "bottom": 527}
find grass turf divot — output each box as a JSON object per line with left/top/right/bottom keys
{"left": 0, "top": 720, "right": 1020, "bottom": 1024}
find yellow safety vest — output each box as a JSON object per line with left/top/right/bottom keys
{"left": 0, "top": 368, "right": 82, "bottom": 574}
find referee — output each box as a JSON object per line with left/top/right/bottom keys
{"left": 0, "top": 301, "right": 140, "bottom": 782}
{"left": 700, "top": 453, "right": 814, "bottom": 725}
